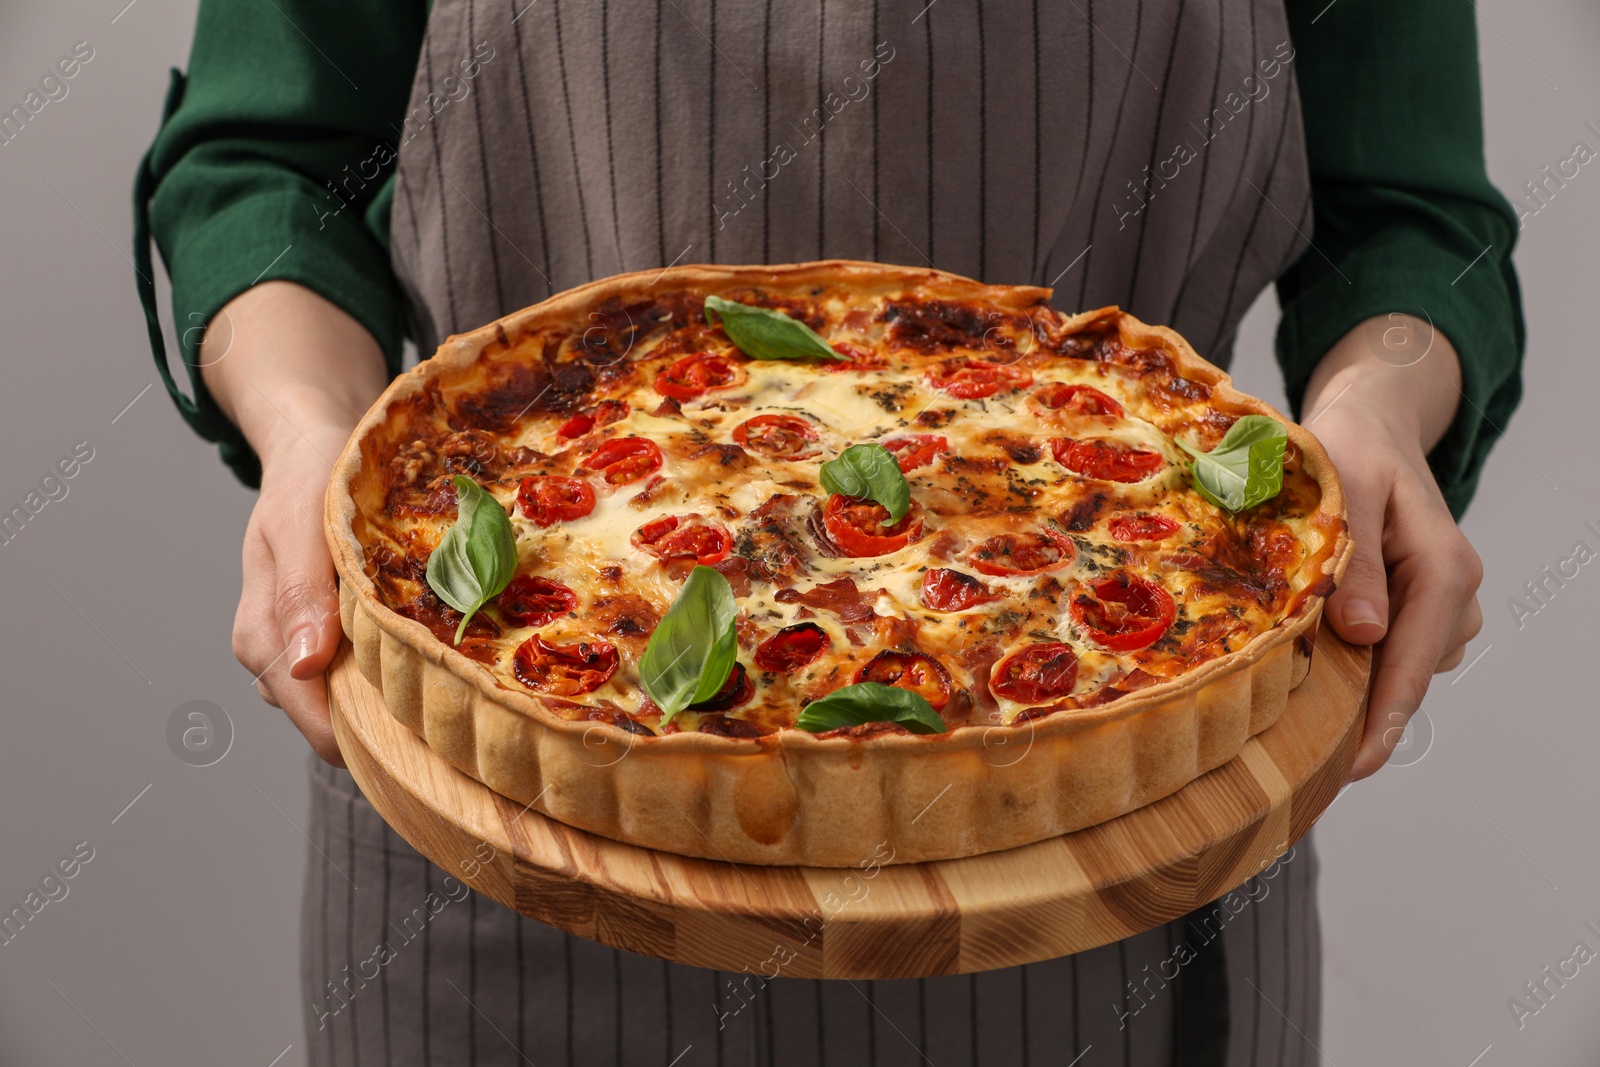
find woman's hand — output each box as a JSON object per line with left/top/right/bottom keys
{"left": 200, "top": 281, "right": 390, "bottom": 765}
{"left": 1300, "top": 315, "right": 1484, "bottom": 781}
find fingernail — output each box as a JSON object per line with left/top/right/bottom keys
{"left": 1342, "top": 598, "right": 1385, "bottom": 632}
{"left": 286, "top": 625, "right": 317, "bottom": 672}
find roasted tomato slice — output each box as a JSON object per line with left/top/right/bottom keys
{"left": 1071, "top": 572, "right": 1177, "bottom": 651}
{"left": 668, "top": 522, "right": 731, "bottom": 567}
{"left": 753, "top": 622, "right": 831, "bottom": 673}
{"left": 822, "top": 495, "right": 924, "bottom": 557}
{"left": 630, "top": 514, "right": 733, "bottom": 566}
{"left": 853, "top": 650, "right": 953, "bottom": 711}
{"left": 512, "top": 635, "right": 619, "bottom": 696}
{"left": 1052, "top": 438, "right": 1165, "bottom": 482}
{"left": 594, "top": 399, "right": 630, "bottom": 424}
{"left": 631, "top": 515, "right": 679, "bottom": 553}
{"left": 919, "top": 568, "right": 1000, "bottom": 612}
{"left": 584, "top": 436, "right": 664, "bottom": 486}
{"left": 655, "top": 352, "right": 746, "bottom": 400}
{"left": 689, "top": 663, "right": 755, "bottom": 712}
{"left": 557, "top": 413, "right": 594, "bottom": 438}
{"left": 968, "top": 530, "right": 1076, "bottom": 577}
{"left": 556, "top": 399, "right": 628, "bottom": 439}
{"left": 927, "top": 359, "right": 1034, "bottom": 400}
{"left": 883, "top": 434, "right": 949, "bottom": 473}
{"left": 1108, "top": 514, "right": 1182, "bottom": 542}
{"left": 497, "top": 575, "right": 579, "bottom": 627}
{"left": 733, "top": 414, "right": 821, "bottom": 459}
{"left": 990, "top": 643, "right": 1080, "bottom": 704}
{"left": 1033, "top": 382, "right": 1124, "bottom": 417}
{"left": 516, "top": 475, "right": 596, "bottom": 526}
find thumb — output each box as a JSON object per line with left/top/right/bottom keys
{"left": 275, "top": 518, "right": 344, "bottom": 682}
{"left": 1327, "top": 475, "right": 1390, "bottom": 647}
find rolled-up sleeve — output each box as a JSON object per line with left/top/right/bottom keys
{"left": 1277, "top": 0, "right": 1524, "bottom": 517}
{"left": 134, "top": 0, "right": 426, "bottom": 485}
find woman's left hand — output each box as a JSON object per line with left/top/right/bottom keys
{"left": 1297, "top": 315, "right": 1484, "bottom": 782}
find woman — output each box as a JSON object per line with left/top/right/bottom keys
{"left": 135, "top": 0, "right": 1520, "bottom": 1062}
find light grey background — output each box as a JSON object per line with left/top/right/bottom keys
{"left": 0, "top": 1, "right": 1594, "bottom": 1064}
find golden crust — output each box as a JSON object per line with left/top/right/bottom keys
{"left": 326, "top": 260, "right": 1351, "bottom": 867}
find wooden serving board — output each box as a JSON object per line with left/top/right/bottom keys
{"left": 328, "top": 628, "right": 1370, "bottom": 980}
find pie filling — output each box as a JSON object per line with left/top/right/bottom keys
{"left": 359, "top": 289, "right": 1339, "bottom": 738}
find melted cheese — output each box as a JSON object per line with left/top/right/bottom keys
{"left": 368, "top": 292, "right": 1333, "bottom": 733}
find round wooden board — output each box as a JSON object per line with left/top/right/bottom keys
{"left": 329, "top": 628, "right": 1370, "bottom": 980}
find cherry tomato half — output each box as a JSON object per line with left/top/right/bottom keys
{"left": 556, "top": 399, "right": 629, "bottom": 439}
{"left": 584, "top": 436, "right": 664, "bottom": 486}
{"left": 497, "top": 575, "right": 579, "bottom": 628}
{"left": 630, "top": 514, "right": 733, "bottom": 566}
{"left": 689, "top": 663, "right": 755, "bottom": 712}
{"left": 883, "top": 434, "right": 949, "bottom": 473}
{"left": 822, "top": 496, "right": 924, "bottom": 557}
{"left": 754, "top": 622, "right": 831, "bottom": 673}
{"left": 655, "top": 352, "right": 746, "bottom": 401}
{"left": 919, "top": 568, "right": 1000, "bottom": 612}
{"left": 733, "top": 414, "right": 821, "bottom": 460}
{"left": 968, "top": 530, "right": 1076, "bottom": 577}
{"left": 927, "top": 359, "right": 1034, "bottom": 400}
{"left": 517, "top": 475, "right": 596, "bottom": 526}
{"left": 557, "top": 413, "right": 594, "bottom": 438}
{"left": 1033, "top": 382, "right": 1124, "bottom": 417}
{"left": 1051, "top": 438, "right": 1164, "bottom": 483}
{"left": 990, "top": 643, "right": 1079, "bottom": 704}
{"left": 594, "top": 399, "right": 630, "bottom": 424}
{"left": 1108, "top": 514, "right": 1182, "bottom": 542}
{"left": 512, "top": 635, "right": 619, "bottom": 696}
{"left": 854, "top": 650, "right": 953, "bottom": 711}
{"left": 1070, "top": 572, "right": 1177, "bottom": 652}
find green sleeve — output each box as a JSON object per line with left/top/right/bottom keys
{"left": 1278, "top": 0, "right": 1524, "bottom": 517}
{"left": 134, "top": 0, "right": 428, "bottom": 486}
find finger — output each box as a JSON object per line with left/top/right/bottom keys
{"left": 1348, "top": 551, "right": 1476, "bottom": 781}
{"left": 272, "top": 670, "right": 345, "bottom": 766}
{"left": 235, "top": 519, "right": 344, "bottom": 765}
{"left": 1432, "top": 598, "right": 1483, "bottom": 675}
{"left": 1454, "top": 595, "right": 1484, "bottom": 647}
{"left": 1326, "top": 466, "right": 1390, "bottom": 647}
{"left": 248, "top": 635, "right": 344, "bottom": 766}
{"left": 271, "top": 490, "right": 344, "bottom": 682}
{"left": 234, "top": 522, "right": 283, "bottom": 687}
{"left": 245, "top": 609, "right": 343, "bottom": 764}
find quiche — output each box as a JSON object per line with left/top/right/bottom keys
{"left": 326, "top": 261, "right": 1350, "bottom": 867}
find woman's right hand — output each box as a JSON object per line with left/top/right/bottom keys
{"left": 199, "top": 281, "right": 390, "bottom": 764}
{"left": 233, "top": 423, "right": 360, "bottom": 763}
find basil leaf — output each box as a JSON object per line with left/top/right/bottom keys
{"left": 796, "top": 682, "right": 946, "bottom": 735}
{"left": 640, "top": 565, "right": 739, "bottom": 725}
{"left": 1176, "top": 414, "right": 1288, "bottom": 512}
{"left": 819, "top": 443, "right": 911, "bottom": 524}
{"left": 425, "top": 476, "right": 519, "bottom": 644}
{"left": 703, "top": 295, "right": 849, "bottom": 362}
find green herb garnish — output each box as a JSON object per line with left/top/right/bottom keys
{"left": 796, "top": 682, "right": 946, "bottom": 735}
{"left": 639, "top": 565, "right": 739, "bottom": 726}
{"left": 703, "top": 295, "right": 849, "bottom": 362}
{"left": 819, "top": 443, "right": 911, "bottom": 524}
{"left": 1176, "top": 415, "right": 1287, "bottom": 512}
{"left": 425, "top": 476, "right": 518, "bottom": 644}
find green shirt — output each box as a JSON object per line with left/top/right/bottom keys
{"left": 134, "top": 0, "right": 1523, "bottom": 516}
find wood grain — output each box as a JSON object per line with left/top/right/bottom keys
{"left": 328, "top": 627, "right": 1370, "bottom": 979}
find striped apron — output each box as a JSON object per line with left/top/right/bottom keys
{"left": 309, "top": 1, "right": 1321, "bottom": 1063}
